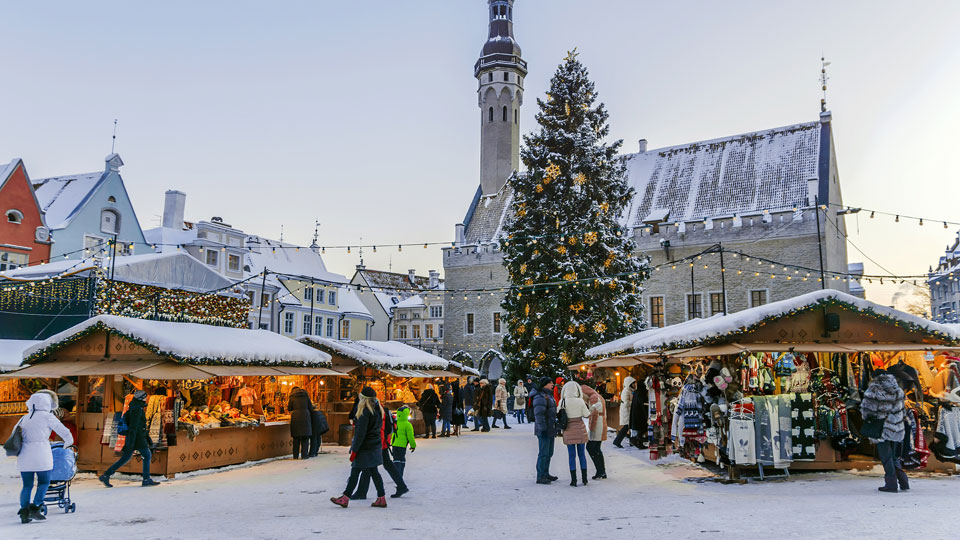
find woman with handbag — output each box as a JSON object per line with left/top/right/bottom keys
{"left": 513, "top": 380, "right": 529, "bottom": 424}
{"left": 559, "top": 381, "right": 591, "bottom": 486}
{"left": 860, "top": 372, "right": 909, "bottom": 493}
{"left": 9, "top": 391, "right": 74, "bottom": 524}
{"left": 492, "top": 379, "right": 511, "bottom": 429}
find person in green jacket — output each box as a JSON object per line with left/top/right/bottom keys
{"left": 391, "top": 405, "right": 416, "bottom": 479}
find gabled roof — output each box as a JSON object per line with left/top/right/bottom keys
{"left": 354, "top": 268, "right": 442, "bottom": 292}
{"left": 463, "top": 183, "right": 514, "bottom": 245}
{"left": 394, "top": 295, "right": 425, "bottom": 309}
{"left": 0, "top": 159, "right": 21, "bottom": 190}
{"left": 142, "top": 226, "right": 199, "bottom": 253}
{"left": 299, "top": 336, "right": 448, "bottom": 370}
{"left": 244, "top": 236, "right": 347, "bottom": 284}
{"left": 32, "top": 171, "right": 105, "bottom": 230}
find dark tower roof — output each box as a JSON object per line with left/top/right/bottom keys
{"left": 475, "top": 0, "right": 527, "bottom": 77}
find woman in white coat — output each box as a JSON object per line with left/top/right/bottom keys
{"left": 559, "top": 381, "right": 591, "bottom": 486}
{"left": 513, "top": 380, "right": 529, "bottom": 424}
{"left": 12, "top": 391, "right": 73, "bottom": 524}
{"left": 613, "top": 376, "right": 636, "bottom": 448}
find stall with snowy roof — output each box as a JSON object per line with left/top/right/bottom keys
{"left": 588, "top": 289, "right": 960, "bottom": 477}
{"left": 9, "top": 315, "right": 343, "bottom": 476}
{"left": 299, "top": 337, "right": 478, "bottom": 436}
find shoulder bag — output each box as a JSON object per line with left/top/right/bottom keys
{"left": 3, "top": 416, "right": 25, "bottom": 457}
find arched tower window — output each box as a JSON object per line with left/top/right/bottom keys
{"left": 514, "top": 109, "right": 518, "bottom": 124}
{"left": 6, "top": 209, "right": 23, "bottom": 224}
{"left": 488, "top": 72, "right": 493, "bottom": 83}
{"left": 504, "top": 72, "right": 510, "bottom": 82}
{"left": 503, "top": 106, "right": 508, "bottom": 122}
{"left": 488, "top": 107, "right": 494, "bottom": 123}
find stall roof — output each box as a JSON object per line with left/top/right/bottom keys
{"left": 299, "top": 336, "right": 448, "bottom": 370}
{"left": 586, "top": 317, "right": 708, "bottom": 358}
{"left": 24, "top": 315, "right": 332, "bottom": 367}
{"left": 0, "top": 339, "right": 39, "bottom": 371}
{"left": 591, "top": 289, "right": 960, "bottom": 356}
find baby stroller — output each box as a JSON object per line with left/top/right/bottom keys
{"left": 42, "top": 442, "right": 77, "bottom": 514}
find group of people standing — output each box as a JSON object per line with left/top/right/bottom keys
{"left": 531, "top": 377, "right": 609, "bottom": 486}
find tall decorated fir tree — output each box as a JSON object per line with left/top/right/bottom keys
{"left": 501, "top": 50, "right": 649, "bottom": 380}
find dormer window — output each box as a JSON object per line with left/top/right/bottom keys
{"left": 100, "top": 209, "right": 119, "bottom": 235}
{"left": 107, "top": 196, "right": 116, "bottom": 203}
{"left": 6, "top": 209, "right": 23, "bottom": 224}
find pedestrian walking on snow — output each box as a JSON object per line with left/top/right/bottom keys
{"left": 613, "top": 376, "right": 637, "bottom": 448}
{"left": 464, "top": 378, "right": 480, "bottom": 431}
{"left": 391, "top": 405, "right": 417, "bottom": 479}
{"left": 560, "top": 381, "right": 591, "bottom": 486}
{"left": 513, "top": 380, "right": 529, "bottom": 424}
{"left": 492, "top": 379, "right": 511, "bottom": 429}
{"left": 287, "top": 386, "right": 314, "bottom": 459}
{"left": 418, "top": 384, "right": 441, "bottom": 439}
{"left": 861, "top": 373, "right": 909, "bottom": 493}
{"left": 532, "top": 377, "right": 558, "bottom": 484}
{"left": 331, "top": 387, "right": 388, "bottom": 508}
{"left": 475, "top": 379, "right": 493, "bottom": 432}
{"left": 451, "top": 381, "right": 465, "bottom": 436}
{"left": 581, "top": 382, "right": 608, "bottom": 479}
{"left": 524, "top": 377, "right": 535, "bottom": 426}
{"left": 100, "top": 390, "right": 160, "bottom": 488}
{"left": 439, "top": 385, "right": 454, "bottom": 437}
{"left": 350, "top": 401, "right": 410, "bottom": 501}
{"left": 12, "top": 391, "right": 74, "bottom": 524}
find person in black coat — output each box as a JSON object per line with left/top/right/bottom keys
{"left": 418, "top": 384, "right": 441, "bottom": 439}
{"left": 629, "top": 381, "right": 648, "bottom": 449}
{"left": 475, "top": 379, "right": 493, "bottom": 432}
{"left": 524, "top": 376, "right": 536, "bottom": 428}
{"left": 439, "top": 384, "right": 454, "bottom": 437}
{"left": 331, "top": 387, "right": 387, "bottom": 508}
{"left": 451, "top": 381, "right": 465, "bottom": 436}
{"left": 308, "top": 408, "right": 330, "bottom": 457}
{"left": 288, "top": 387, "right": 314, "bottom": 459}
{"left": 463, "top": 378, "right": 479, "bottom": 431}
{"left": 100, "top": 390, "right": 160, "bottom": 487}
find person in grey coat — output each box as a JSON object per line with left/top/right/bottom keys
{"left": 439, "top": 384, "right": 454, "bottom": 437}
{"left": 861, "top": 372, "right": 908, "bottom": 493}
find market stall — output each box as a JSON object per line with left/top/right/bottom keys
{"left": 9, "top": 315, "right": 341, "bottom": 477}
{"left": 589, "top": 289, "right": 960, "bottom": 478}
{"left": 300, "top": 337, "right": 478, "bottom": 436}
{"left": 0, "top": 339, "right": 45, "bottom": 435}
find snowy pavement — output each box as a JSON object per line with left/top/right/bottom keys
{"left": 1, "top": 422, "right": 957, "bottom": 540}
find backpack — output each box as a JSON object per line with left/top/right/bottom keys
{"left": 557, "top": 399, "right": 569, "bottom": 431}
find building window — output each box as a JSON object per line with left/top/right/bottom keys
{"left": 514, "top": 109, "right": 518, "bottom": 124}
{"left": 399, "top": 325, "right": 408, "bottom": 339}
{"left": 107, "top": 196, "right": 116, "bottom": 203}
{"left": 413, "top": 325, "right": 421, "bottom": 339}
{"left": 429, "top": 305, "right": 443, "bottom": 318}
{"left": 205, "top": 250, "right": 218, "bottom": 266}
{"left": 246, "top": 291, "right": 255, "bottom": 306}
{"left": 710, "top": 293, "right": 725, "bottom": 316}
{"left": 303, "top": 314, "right": 312, "bottom": 335}
{"left": 0, "top": 251, "right": 28, "bottom": 271}
{"left": 503, "top": 106, "right": 508, "bottom": 122}
{"left": 425, "top": 324, "right": 434, "bottom": 339}
{"left": 649, "top": 297, "right": 665, "bottom": 328}
{"left": 488, "top": 72, "right": 493, "bottom": 82}
{"left": 227, "top": 254, "right": 240, "bottom": 272}
{"left": 315, "top": 316, "right": 323, "bottom": 336}
{"left": 5, "top": 210, "right": 23, "bottom": 224}
{"left": 465, "top": 313, "right": 475, "bottom": 335}
{"left": 83, "top": 234, "right": 106, "bottom": 256}
{"left": 328, "top": 291, "right": 337, "bottom": 305}
{"left": 686, "top": 294, "right": 703, "bottom": 320}
{"left": 341, "top": 319, "right": 350, "bottom": 338}
{"left": 261, "top": 293, "right": 269, "bottom": 307}
{"left": 315, "top": 287, "right": 322, "bottom": 300}
{"left": 117, "top": 242, "right": 132, "bottom": 256}
{"left": 492, "top": 312, "right": 502, "bottom": 334}
{"left": 439, "top": 324, "right": 444, "bottom": 338}
{"left": 504, "top": 72, "right": 510, "bottom": 82}
{"left": 326, "top": 318, "right": 334, "bottom": 337}
{"left": 100, "top": 209, "right": 119, "bottom": 235}
{"left": 413, "top": 313, "right": 421, "bottom": 319}
{"left": 284, "top": 312, "right": 294, "bottom": 334}
{"left": 304, "top": 287, "right": 313, "bottom": 301}
{"left": 488, "top": 107, "right": 494, "bottom": 122}
{"left": 750, "top": 289, "right": 768, "bottom": 308}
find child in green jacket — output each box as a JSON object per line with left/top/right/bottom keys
{"left": 391, "top": 406, "right": 416, "bottom": 478}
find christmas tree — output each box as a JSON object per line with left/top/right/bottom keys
{"left": 501, "top": 50, "right": 649, "bottom": 380}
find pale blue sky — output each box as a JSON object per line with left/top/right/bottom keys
{"left": 2, "top": 1, "right": 958, "bottom": 306}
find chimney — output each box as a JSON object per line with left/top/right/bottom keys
{"left": 429, "top": 270, "right": 439, "bottom": 289}
{"left": 162, "top": 190, "right": 186, "bottom": 230}
{"left": 408, "top": 269, "right": 417, "bottom": 285}
{"left": 455, "top": 223, "right": 465, "bottom": 246}
{"left": 638, "top": 139, "right": 648, "bottom": 153}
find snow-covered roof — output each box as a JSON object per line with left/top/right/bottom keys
{"left": 0, "top": 159, "right": 20, "bottom": 188}
{"left": 394, "top": 295, "right": 424, "bottom": 309}
{"left": 374, "top": 291, "right": 401, "bottom": 313}
{"left": 299, "top": 336, "right": 448, "bottom": 369}
{"left": 25, "top": 315, "right": 332, "bottom": 366}
{"left": 337, "top": 288, "right": 373, "bottom": 318}
{"left": 142, "top": 226, "right": 199, "bottom": 253}
{"left": 0, "top": 339, "right": 40, "bottom": 371}
{"left": 0, "top": 252, "right": 235, "bottom": 294}
{"left": 244, "top": 236, "right": 347, "bottom": 284}
{"left": 32, "top": 170, "right": 105, "bottom": 230}
{"left": 462, "top": 119, "right": 823, "bottom": 245}
{"left": 354, "top": 268, "right": 442, "bottom": 292}
{"left": 589, "top": 289, "right": 960, "bottom": 357}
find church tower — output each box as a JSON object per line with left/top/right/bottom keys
{"left": 476, "top": 0, "right": 526, "bottom": 196}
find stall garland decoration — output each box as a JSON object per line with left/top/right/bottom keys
{"left": 0, "top": 277, "right": 91, "bottom": 312}
{"left": 95, "top": 279, "right": 249, "bottom": 328}
{"left": 594, "top": 297, "right": 960, "bottom": 360}
{"left": 23, "top": 321, "right": 333, "bottom": 368}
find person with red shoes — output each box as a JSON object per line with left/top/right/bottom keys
{"left": 330, "top": 387, "right": 388, "bottom": 508}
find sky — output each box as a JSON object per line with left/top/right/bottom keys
{"left": 1, "top": 0, "right": 958, "bottom": 309}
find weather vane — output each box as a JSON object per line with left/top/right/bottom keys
{"left": 820, "top": 56, "right": 831, "bottom": 112}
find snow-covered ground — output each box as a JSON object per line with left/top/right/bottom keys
{"left": 1, "top": 422, "right": 956, "bottom": 539}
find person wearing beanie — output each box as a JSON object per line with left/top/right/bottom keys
{"left": 475, "top": 379, "right": 493, "bottom": 432}
{"left": 13, "top": 391, "right": 74, "bottom": 524}
{"left": 532, "top": 377, "right": 558, "bottom": 484}
{"left": 331, "top": 387, "right": 388, "bottom": 508}
{"left": 492, "top": 378, "right": 511, "bottom": 429}
{"left": 560, "top": 381, "right": 592, "bottom": 486}
{"left": 100, "top": 389, "right": 159, "bottom": 488}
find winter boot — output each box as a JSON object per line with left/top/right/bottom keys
{"left": 391, "top": 486, "right": 409, "bottom": 498}
{"left": 569, "top": 470, "right": 578, "bottom": 487}
{"left": 372, "top": 496, "right": 387, "bottom": 508}
{"left": 547, "top": 473, "right": 558, "bottom": 481}
{"left": 896, "top": 470, "right": 910, "bottom": 491}
{"left": 596, "top": 454, "right": 607, "bottom": 479}
{"left": 536, "top": 477, "right": 552, "bottom": 485}
{"left": 18, "top": 507, "right": 32, "bottom": 524}
{"left": 142, "top": 479, "right": 160, "bottom": 487}
{"left": 581, "top": 469, "right": 589, "bottom": 485}
{"left": 330, "top": 495, "right": 350, "bottom": 508}
{"left": 29, "top": 505, "right": 46, "bottom": 521}
{"left": 98, "top": 474, "right": 113, "bottom": 488}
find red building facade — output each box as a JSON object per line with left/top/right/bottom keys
{"left": 0, "top": 159, "right": 52, "bottom": 271}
